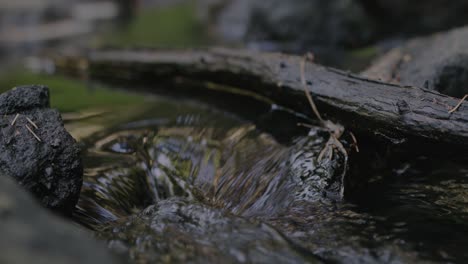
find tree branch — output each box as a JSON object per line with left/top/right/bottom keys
{"left": 82, "top": 48, "right": 468, "bottom": 147}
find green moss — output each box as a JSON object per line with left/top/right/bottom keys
{"left": 350, "top": 46, "right": 378, "bottom": 59}
{"left": 104, "top": 2, "right": 207, "bottom": 48}
{"left": 0, "top": 71, "right": 145, "bottom": 113}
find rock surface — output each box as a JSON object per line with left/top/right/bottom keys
{"left": 363, "top": 26, "right": 468, "bottom": 98}
{"left": 97, "top": 197, "right": 318, "bottom": 264}
{"left": 0, "top": 85, "right": 82, "bottom": 214}
{"left": 0, "top": 176, "right": 117, "bottom": 264}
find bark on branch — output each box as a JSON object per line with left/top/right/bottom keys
{"left": 81, "top": 48, "right": 468, "bottom": 147}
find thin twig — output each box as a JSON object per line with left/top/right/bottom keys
{"left": 299, "top": 54, "right": 348, "bottom": 199}
{"left": 11, "top": 114, "right": 19, "bottom": 126}
{"left": 25, "top": 124, "right": 41, "bottom": 142}
{"left": 26, "top": 117, "right": 39, "bottom": 129}
{"left": 349, "top": 132, "right": 359, "bottom": 153}
{"left": 300, "top": 56, "right": 324, "bottom": 123}
{"left": 448, "top": 94, "right": 468, "bottom": 114}
{"left": 297, "top": 122, "right": 315, "bottom": 129}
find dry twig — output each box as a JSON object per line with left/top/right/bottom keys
{"left": 11, "top": 114, "right": 19, "bottom": 126}
{"left": 300, "top": 55, "right": 323, "bottom": 123}
{"left": 350, "top": 132, "right": 359, "bottom": 153}
{"left": 25, "top": 124, "right": 41, "bottom": 142}
{"left": 26, "top": 117, "right": 39, "bottom": 129}
{"left": 449, "top": 94, "right": 468, "bottom": 114}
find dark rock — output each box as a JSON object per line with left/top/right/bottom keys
{"left": 248, "top": 0, "right": 374, "bottom": 48}
{"left": 0, "top": 85, "right": 82, "bottom": 214}
{"left": 206, "top": 0, "right": 468, "bottom": 69}
{"left": 0, "top": 176, "right": 117, "bottom": 264}
{"left": 360, "top": 0, "right": 468, "bottom": 37}
{"left": 97, "top": 197, "right": 317, "bottom": 263}
{"left": 212, "top": 0, "right": 375, "bottom": 64}
{"left": 363, "top": 26, "right": 468, "bottom": 98}
{"left": 0, "top": 85, "right": 50, "bottom": 114}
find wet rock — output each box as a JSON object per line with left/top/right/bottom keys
{"left": 0, "top": 85, "right": 50, "bottom": 114}
{"left": 363, "top": 26, "right": 468, "bottom": 98}
{"left": 0, "top": 176, "right": 117, "bottom": 264}
{"left": 75, "top": 123, "right": 348, "bottom": 228}
{"left": 97, "top": 197, "right": 317, "bottom": 264}
{"left": 212, "top": 0, "right": 375, "bottom": 62}
{"left": 288, "top": 134, "right": 347, "bottom": 202}
{"left": 0, "top": 85, "right": 82, "bottom": 214}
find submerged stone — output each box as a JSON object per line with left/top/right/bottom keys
{"left": 0, "top": 85, "right": 82, "bottom": 214}
{"left": 97, "top": 197, "right": 318, "bottom": 264}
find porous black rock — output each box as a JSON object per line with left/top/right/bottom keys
{"left": 0, "top": 85, "right": 82, "bottom": 214}
{"left": 0, "top": 176, "right": 117, "bottom": 264}
{"left": 0, "top": 85, "right": 50, "bottom": 115}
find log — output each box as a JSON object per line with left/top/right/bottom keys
{"left": 76, "top": 48, "right": 467, "bottom": 147}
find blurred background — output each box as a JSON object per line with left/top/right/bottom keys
{"left": 1, "top": 0, "right": 468, "bottom": 115}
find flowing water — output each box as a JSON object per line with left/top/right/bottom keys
{"left": 3, "top": 1, "right": 465, "bottom": 263}
{"left": 67, "top": 87, "right": 468, "bottom": 263}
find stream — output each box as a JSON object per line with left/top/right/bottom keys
{"left": 1, "top": 1, "right": 467, "bottom": 263}
{"left": 67, "top": 88, "right": 468, "bottom": 263}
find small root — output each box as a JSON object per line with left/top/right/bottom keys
{"left": 349, "top": 132, "right": 359, "bottom": 153}
{"left": 297, "top": 122, "right": 315, "bottom": 129}
{"left": 448, "top": 94, "right": 467, "bottom": 114}
{"left": 317, "top": 138, "right": 333, "bottom": 162}
{"left": 300, "top": 56, "right": 324, "bottom": 123}
{"left": 299, "top": 54, "right": 348, "bottom": 199}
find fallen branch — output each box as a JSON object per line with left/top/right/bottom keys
{"left": 73, "top": 48, "right": 467, "bottom": 147}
